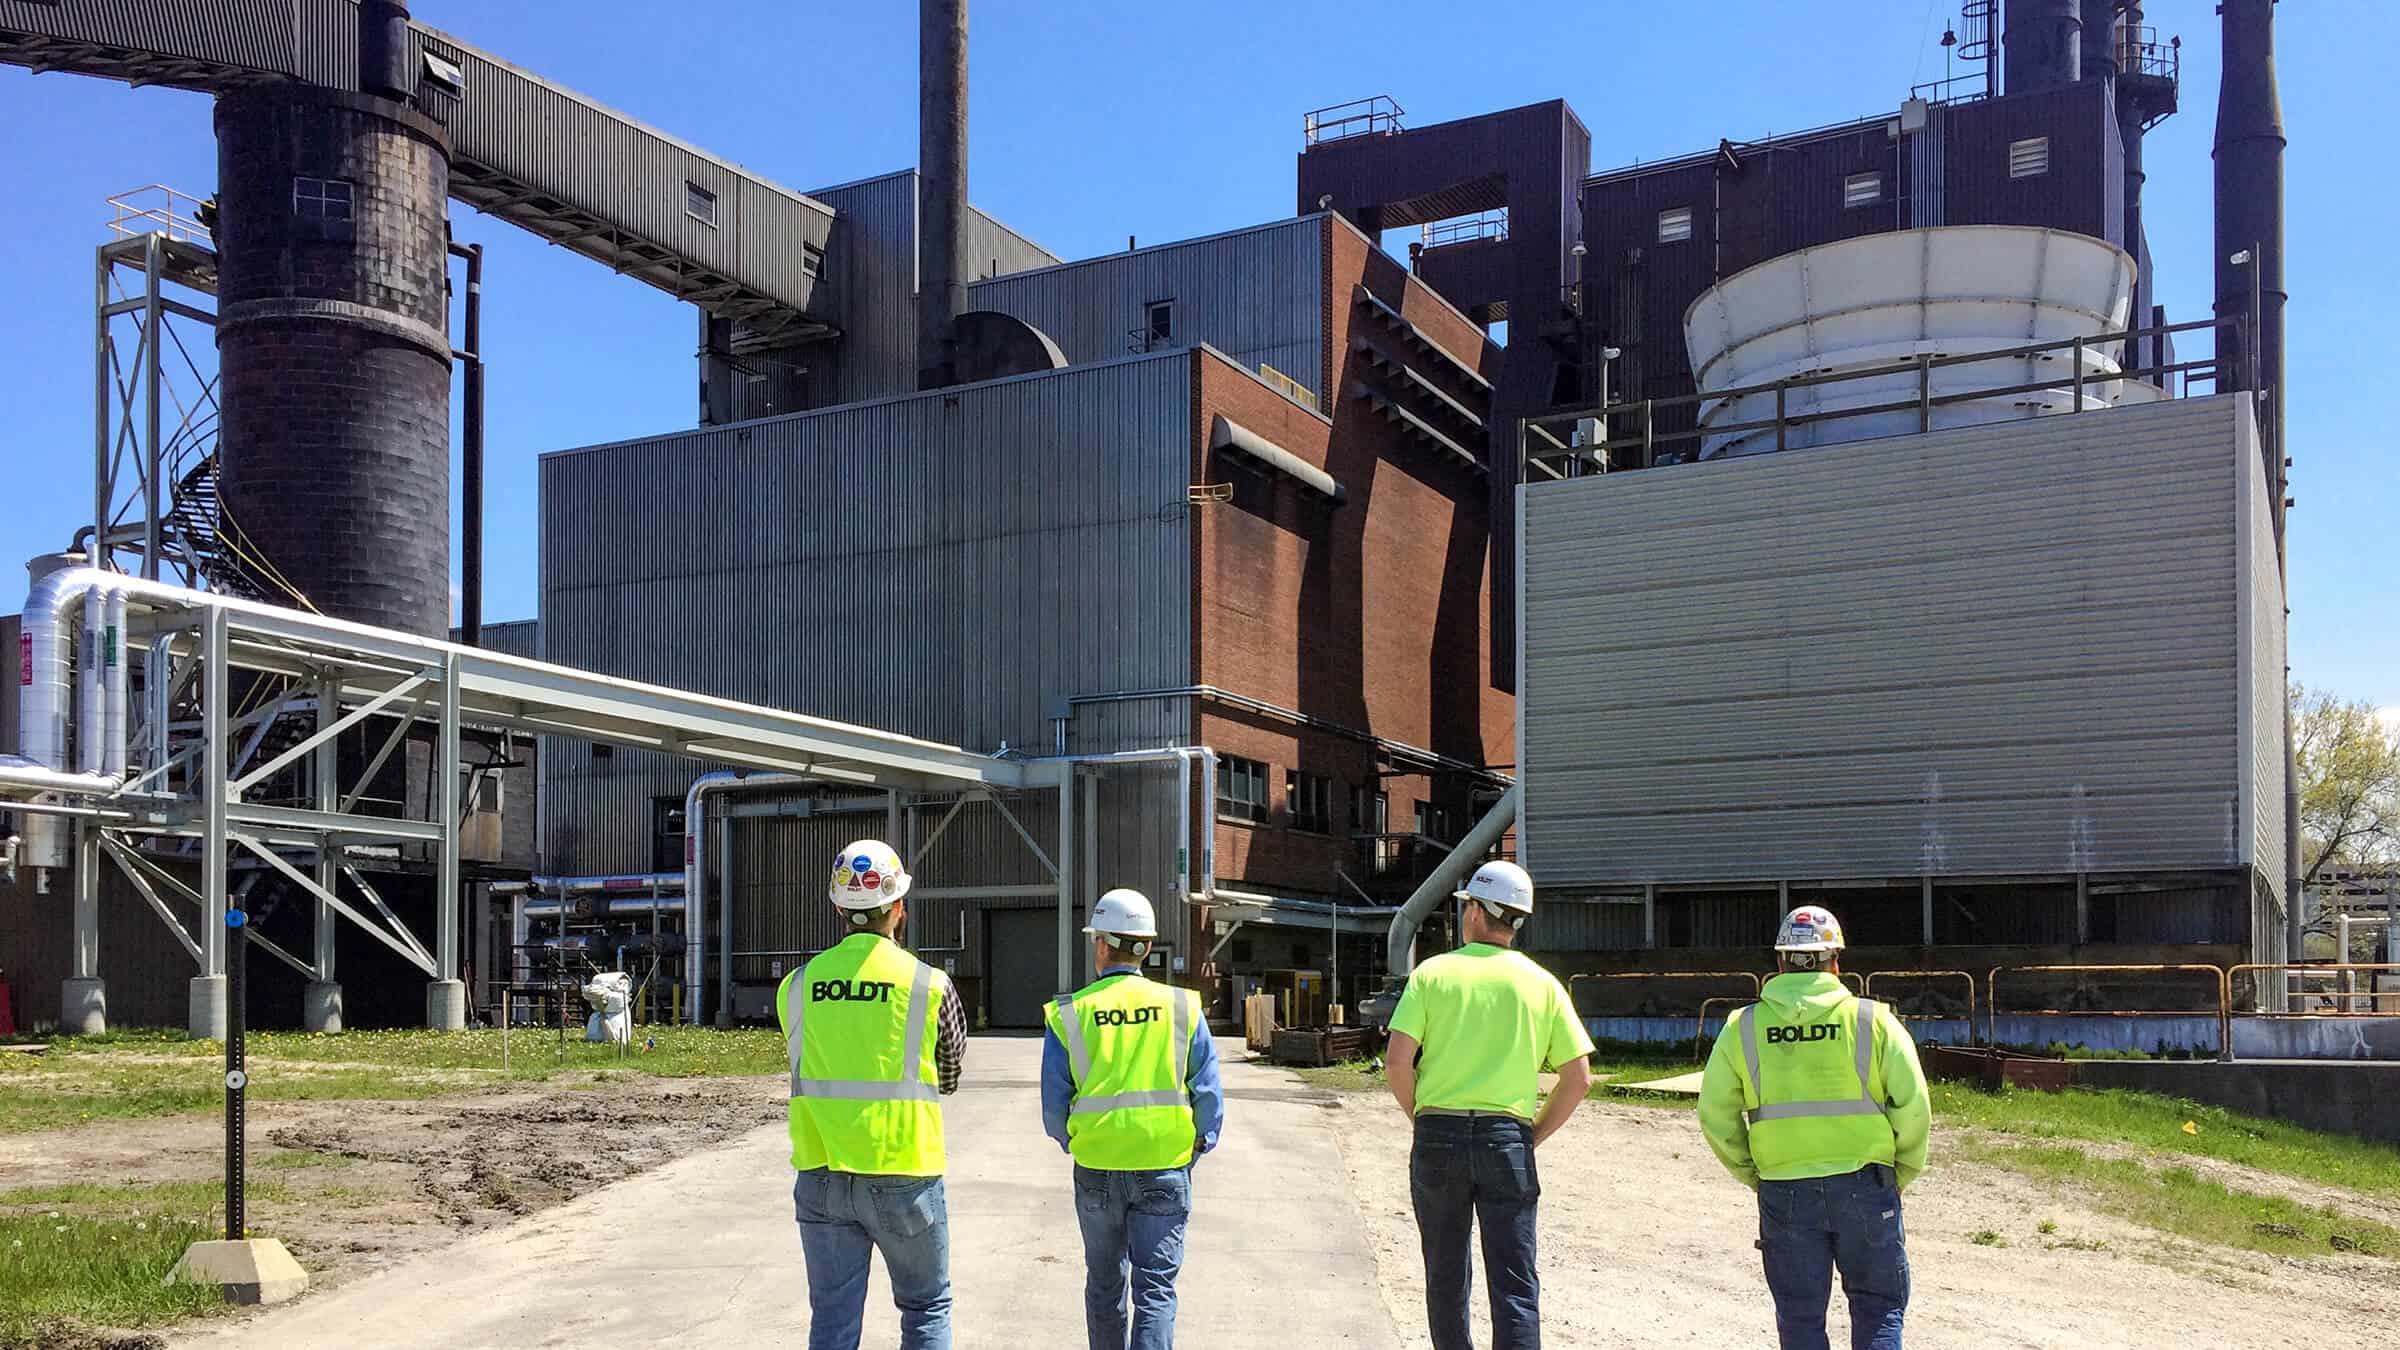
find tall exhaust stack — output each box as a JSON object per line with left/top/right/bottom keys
{"left": 2214, "top": 0, "right": 2285, "bottom": 495}
{"left": 916, "top": 0, "right": 968, "bottom": 389}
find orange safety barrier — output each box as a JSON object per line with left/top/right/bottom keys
{"left": 1691, "top": 995, "right": 1752, "bottom": 1060}
{"left": 1862, "top": 970, "right": 1979, "bottom": 1045}
{"left": 1984, "top": 964, "right": 2229, "bottom": 1053}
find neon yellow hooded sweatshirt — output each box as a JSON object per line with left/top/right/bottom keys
{"left": 1697, "top": 971, "right": 1931, "bottom": 1190}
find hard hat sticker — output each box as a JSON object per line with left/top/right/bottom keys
{"left": 852, "top": 854, "right": 873, "bottom": 873}
{"left": 833, "top": 868, "right": 854, "bottom": 888}
{"left": 859, "top": 870, "right": 881, "bottom": 889}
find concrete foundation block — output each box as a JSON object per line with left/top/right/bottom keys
{"left": 169, "top": 1237, "right": 309, "bottom": 1306}
{"left": 60, "top": 977, "right": 108, "bottom": 1037}
{"left": 188, "top": 974, "right": 228, "bottom": 1041}
{"left": 425, "top": 978, "right": 465, "bottom": 1030}
{"left": 303, "top": 981, "right": 345, "bottom": 1034}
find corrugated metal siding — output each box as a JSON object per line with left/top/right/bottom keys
{"left": 0, "top": 0, "right": 297, "bottom": 78}
{"left": 2240, "top": 398, "right": 2286, "bottom": 906}
{"left": 540, "top": 352, "right": 1195, "bottom": 877}
{"left": 969, "top": 218, "right": 1326, "bottom": 403}
{"left": 1521, "top": 396, "right": 2266, "bottom": 889}
{"left": 1525, "top": 898, "right": 1644, "bottom": 954}
{"left": 1939, "top": 80, "right": 2114, "bottom": 241}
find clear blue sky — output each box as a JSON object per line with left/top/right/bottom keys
{"left": 1, "top": 1, "right": 2389, "bottom": 705}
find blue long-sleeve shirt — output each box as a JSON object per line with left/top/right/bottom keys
{"left": 1041, "top": 967, "right": 1224, "bottom": 1160}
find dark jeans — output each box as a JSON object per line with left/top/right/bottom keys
{"left": 1757, "top": 1165, "right": 1910, "bottom": 1350}
{"left": 792, "top": 1168, "right": 952, "bottom": 1350}
{"left": 1410, "top": 1112, "right": 1542, "bottom": 1350}
{"left": 1072, "top": 1163, "right": 1192, "bottom": 1350}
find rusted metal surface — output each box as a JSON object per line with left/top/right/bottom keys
{"left": 1569, "top": 969, "right": 1762, "bottom": 1019}
{"left": 1986, "top": 963, "right": 2229, "bottom": 1050}
{"left": 1864, "top": 970, "right": 1979, "bottom": 1043}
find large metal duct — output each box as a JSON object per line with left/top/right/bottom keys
{"left": 916, "top": 0, "right": 968, "bottom": 389}
{"left": 2214, "top": 0, "right": 2285, "bottom": 488}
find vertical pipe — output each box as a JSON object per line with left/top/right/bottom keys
{"left": 716, "top": 811, "right": 733, "bottom": 1027}
{"left": 223, "top": 905, "right": 246, "bottom": 1238}
{"left": 201, "top": 608, "right": 227, "bottom": 976}
{"left": 1641, "top": 883, "right": 1656, "bottom": 949}
{"left": 456, "top": 243, "right": 485, "bottom": 646}
{"left": 102, "top": 590, "right": 126, "bottom": 778}
{"left": 313, "top": 677, "right": 338, "bottom": 987}
{"left": 915, "top": 0, "right": 968, "bottom": 388}
{"left": 71, "top": 822, "right": 99, "bottom": 979}
{"left": 1920, "top": 876, "right": 1935, "bottom": 944}
{"left": 1082, "top": 773, "right": 1098, "bottom": 981}
{"left": 436, "top": 654, "right": 460, "bottom": 980}
{"left": 77, "top": 594, "right": 103, "bottom": 774}
{"left": 1057, "top": 765, "right": 1075, "bottom": 993}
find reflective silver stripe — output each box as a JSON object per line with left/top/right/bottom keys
{"left": 1172, "top": 988, "right": 1193, "bottom": 1084}
{"left": 788, "top": 960, "right": 939, "bottom": 1102}
{"left": 794, "top": 1078, "right": 941, "bottom": 1102}
{"left": 786, "top": 973, "right": 807, "bottom": 1096}
{"left": 1055, "top": 993, "right": 1092, "bottom": 1082}
{"left": 1069, "top": 1088, "right": 1189, "bottom": 1115}
{"left": 902, "top": 963, "right": 935, "bottom": 1090}
{"left": 1739, "top": 1006, "right": 1763, "bottom": 1103}
{"left": 1739, "top": 997, "right": 1888, "bottom": 1127}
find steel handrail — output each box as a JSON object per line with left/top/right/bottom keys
{"left": 1862, "top": 970, "right": 1978, "bottom": 1045}
{"left": 2227, "top": 963, "right": 2400, "bottom": 1016}
{"left": 1984, "top": 964, "right": 2230, "bottom": 1053}
{"left": 1568, "top": 969, "right": 1763, "bottom": 1019}
{"left": 1529, "top": 313, "right": 2239, "bottom": 466}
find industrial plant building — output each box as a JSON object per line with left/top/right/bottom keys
{"left": 0, "top": 0, "right": 2299, "bottom": 1039}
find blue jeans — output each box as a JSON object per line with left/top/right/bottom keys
{"left": 1757, "top": 1165, "right": 1910, "bottom": 1350}
{"left": 792, "top": 1168, "right": 952, "bottom": 1350}
{"left": 1410, "top": 1113, "right": 1541, "bottom": 1350}
{"left": 1071, "top": 1163, "right": 1192, "bottom": 1350}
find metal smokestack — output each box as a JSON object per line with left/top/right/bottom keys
{"left": 2214, "top": 0, "right": 2285, "bottom": 484}
{"left": 916, "top": 0, "right": 968, "bottom": 389}
{"left": 359, "top": 0, "right": 413, "bottom": 100}
{"left": 2081, "top": 0, "right": 2120, "bottom": 80}
{"left": 2003, "top": 0, "right": 2083, "bottom": 94}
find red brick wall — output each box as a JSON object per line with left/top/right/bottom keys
{"left": 1188, "top": 218, "right": 1514, "bottom": 897}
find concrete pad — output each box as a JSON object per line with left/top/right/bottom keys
{"left": 1608, "top": 1070, "right": 1706, "bottom": 1096}
{"left": 172, "top": 1036, "right": 1401, "bottom": 1348}
{"left": 170, "top": 1238, "right": 309, "bottom": 1306}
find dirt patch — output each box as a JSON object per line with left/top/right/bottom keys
{"left": 1324, "top": 1095, "right": 2400, "bottom": 1348}
{"left": 0, "top": 1071, "right": 784, "bottom": 1345}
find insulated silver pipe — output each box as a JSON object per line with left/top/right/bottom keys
{"left": 1385, "top": 785, "right": 1520, "bottom": 975}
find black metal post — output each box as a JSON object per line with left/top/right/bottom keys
{"left": 224, "top": 905, "right": 249, "bottom": 1239}
{"left": 451, "top": 242, "right": 486, "bottom": 647}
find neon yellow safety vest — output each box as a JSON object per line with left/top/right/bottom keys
{"left": 1043, "top": 973, "right": 1201, "bottom": 1171}
{"left": 1725, "top": 995, "right": 1894, "bottom": 1176}
{"left": 776, "top": 932, "right": 948, "bottom": 1177}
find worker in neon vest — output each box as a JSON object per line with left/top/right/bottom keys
{"left": 778, "top": 838, "right": 968, "bottom": 1350}
{"left": 1385, "top": 859, "right": 1593, "bottom": 1350}
{"left": 1040, "top": 888, "right": 1224, "bottom": 1350}
{"left": 1697, "top": 906, "right": 1932, "bottom": 1350}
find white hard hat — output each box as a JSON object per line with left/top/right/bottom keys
{"left": 1453, "top": 860, "right": 1534, "bottom": 915}
{"left": 1085, "top": 888, "right": 1158, "bottom": 940}
{"left": 1774, "top": 906, "right": 1845, "bottom": 953}
{"left": 829, "top": 839, "right": 911, "bottom": 910}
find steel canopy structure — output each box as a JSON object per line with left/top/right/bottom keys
{"left": 2, "top": 571, "right": 1057, "bottom": 1035}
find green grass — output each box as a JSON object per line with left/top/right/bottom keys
{"left": 256, "top": 1148, "right": 355, "bottom": 1171}
{"left": 0, "top": 1181, "right": 255, "bottom": 1347}
{"left": 0, "top": 1027, "right": 792, "bottom": 1135}
{"left": 1930, "top": 1083, "right": 2400, "bottom": 1199}
{"left": 1962, "top": 1139, "right": 2400, "bottom": 1261}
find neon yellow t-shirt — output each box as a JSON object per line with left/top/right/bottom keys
{"left": 1390, "top": 943, "right": 1594, "bottom": 1121}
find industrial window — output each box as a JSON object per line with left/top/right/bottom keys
{"left": 1219, "top": 756, "right": 1268, "bottom": 823}
{"left": 1415, "top": 800, "right": 1459, "bottom": 844}
{"left": 1287, "top": 771, "right": 1336, "bottom": 835}
{"left": 802, "top": 242, "right": 826, "bottom": 277}
{"left": 650, "top": 798, "right": 687, "bottom": 874}
{"left": 1656, "top": 206, "right": 1693, "bottom": 243}
{"left": 1147, "top": 299, "right": 1175, "bottom": 344}
{"left": 291, "top": 176, "right": 353, "bottom": 222}
{"left": 1351, "top": 785, "right": 1387, "bottom": 834}
{"left": 2009, "top": 137, "right": 2051, "bottom": 179}
{"left": 686, "top": 181, "right": 718, "bottom": 228}
{"left": 1843, "top": 171, "right": 1883, "bottom": 207}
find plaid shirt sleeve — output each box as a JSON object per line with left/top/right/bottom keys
{"left": 934, "top": 979, "right": 968, "bottom": 1095}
